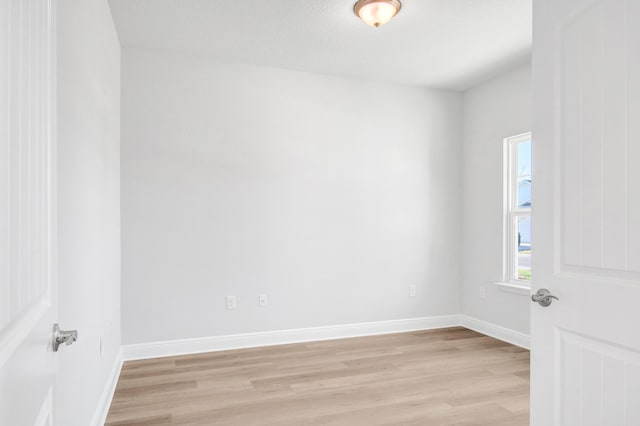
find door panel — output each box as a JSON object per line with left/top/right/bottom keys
{"left": 629, "top": 0, "right": 640, "bottom": 273}
{"left": 558, "top": 330, "right": 640, "bottom": 424}
{"left": 0, "top": 0, "right": 57, "bottom": 424}
{"left": 532, "top": 0, "right": 640, "bottom": 424}
{"left": 557, "top": 0, "right": 639, "bottom": 278}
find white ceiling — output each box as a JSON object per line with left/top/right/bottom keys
{"left": 108, "top": 0, "right": 532, "bottom": 91}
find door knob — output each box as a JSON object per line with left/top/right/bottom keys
{"left": 531, "top": 288, "right": 559, "bottom": 307}
{"left": 53, "top": 324, "right": 78, "bottom": 352}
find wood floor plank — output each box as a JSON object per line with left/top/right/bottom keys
{"left": 106, "top": 327, "right": 529, "bottom": 425}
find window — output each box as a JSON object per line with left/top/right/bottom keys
{"left": 504, "top": 133, "right": 532, "bottom": 284}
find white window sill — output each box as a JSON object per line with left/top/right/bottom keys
{"left": 495, "top": 281, "right": 531, "bottom": 296}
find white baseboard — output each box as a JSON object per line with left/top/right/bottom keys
{"left": 122, "top": 314, "right": 530, "bottom": 362}
{"left": 122, "top": 315, "right": 461, "bottom": 361}
{"left": 460, "top": 315, "right": 530, "bottom": 349}
{"left": 90, "top": 348, "right": 123, "bottom": 426}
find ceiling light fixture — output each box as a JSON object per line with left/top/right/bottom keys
{"left": 353, "top": 0, "right": 402, "bottom": 28}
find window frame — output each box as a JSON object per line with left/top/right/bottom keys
{"left": 502, "top": 132, "right": 532, "bottom": 287}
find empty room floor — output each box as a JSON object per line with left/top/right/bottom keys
{"left": 105, "top": 327, "right": 529, "bottom": 426}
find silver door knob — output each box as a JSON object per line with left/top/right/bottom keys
{"left": 531, "top": 288, "right": 559, "bottom": 307}
{"left": 53, "top": 323, "right": 78, "bottom": 352}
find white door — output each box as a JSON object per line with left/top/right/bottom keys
{"left": 532, "top": 0, "right": 640, "bottom": 424}
{"left": 0, "top": 0, "right": 59, "bottom": 425}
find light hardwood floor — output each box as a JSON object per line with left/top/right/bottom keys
{"left": 106, "top": 327, "right": 529, "bottom": 425}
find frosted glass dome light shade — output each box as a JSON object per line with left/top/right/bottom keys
{"left": 354, "top": 0, "right": 402, "bottom": 28}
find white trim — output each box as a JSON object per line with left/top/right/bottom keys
{"left": 503, "top": 132, "right": 533, "bottom": 284}
{"left": 495, "top": 281, "right": 532, "bottom": 296}
{"left": 460, "top": 315, "right": 530, "bottom": 349}
{"left": 121, "top": 315, "right": 530, "bottom": 363}
{"left": 90, "top": 348, "right": 123, "bottom": 426}
{"left": 122, "top": 315, "right": 461, "bottom": 361}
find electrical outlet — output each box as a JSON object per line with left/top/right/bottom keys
{"left": 99, "top": 338, "right": 103, "bottom": 358}
{"left": 479, "top": 286, "right": 486, "bottom": 299}
{"left": 226, "top": 295, "right": 237, "bottom": 310}
{"left": 409, "top": 285, "right": 417, "bottom": 297}
{"left": 259, "top": 294, "right": 268, "bottom": 307}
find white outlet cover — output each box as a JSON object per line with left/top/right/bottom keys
{"left": 259, "top": 294, "right": 268, "bottom": 307}
{"left": 226, "top": 296, "right": 237, "bottom": 309}
{"left": 479, "top": 286, "right": 486, "bottom": 299}
{"left": 409, "top": 285, "right": 417, "bottom": 297}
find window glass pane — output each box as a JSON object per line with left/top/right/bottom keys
{"left": 516, "top": 140, "right": 532, "bottom": 208}
{"left": 518, "top": 178, "right": 531, "bottom": 208}
{"left": 517, "top": 215, "right": 531, "bottom": 281}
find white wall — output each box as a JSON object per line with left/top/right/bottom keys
{"left": 461, "top": 64, "right": 532, "bottom": 335}
{"left": 57, "top": 0, "right": 121, "bottom": 424}
{"left": 121, "top": 48, "right": 463, "bottom": 345}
